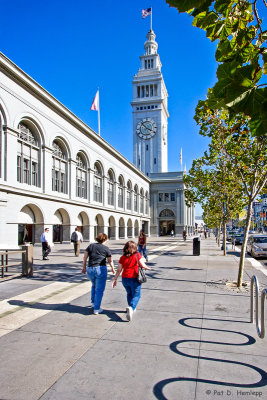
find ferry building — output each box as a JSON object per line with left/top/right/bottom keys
{"left": 0, "top": 29, "right": 194, "bottom": 248}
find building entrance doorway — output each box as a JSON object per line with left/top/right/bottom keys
{"left": 18, "top": 224, "right": 34, "bottom": 245}
{"left": 53, "top": 224, "right": 62, "bottom": 242}
{"left": 159, "top": 209, "right": 175, "bottom": 236}
{"left": 159, "top": 220, "right": 175, "bottom": 236}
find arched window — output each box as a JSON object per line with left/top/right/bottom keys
{"left": 0, "top": 108, "right": 4, "bottom": 179}
{"left": 52, "top": 140, "right": 68, "bottom": 193}
{"left": 76, "top": 153, "right": 87, "bottom": 198}
{"left": 134, "top": 185, "right": 138, "bottom": 212}
{"left": 107, "top": 169, "right": 115, "bottom": 206}
{"left": 17, "top": 123, "right": 40, "bottom": 187}
{"left": 127, "top": 180, "right": 132, "bottom": 210}
{"left": 118, "top": 175, "right": 124, "bottom": 208}
{"left": 94, "top": 162, "right": 103, "bottom": 203}
{"left": 159, "top": 209, "right": 175, "bottom": 218}
{"left": 140, "top": 188, "right": 144, "bottom": 214}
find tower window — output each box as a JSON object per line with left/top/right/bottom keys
{"left": 141, "top": 86, "right": 145, "bottom": 97}
{"left": 137, "top": 86, "right": 140, "bottom": 98}
{"left": 148, "top": 106, "right": 150, "bottom": 109}
{"left": 146, "top": 145, "right": 148, "bottom": 151}
{"left": 138, "top": 158, "right": 140, "bottom": 166}
{"left": 155, "top": 105, "right": 158, "bottom": 108}
{"left": 154, "top": 84, "right": 158, "bottom": 96}
{"left": 148, "top": 60, "right": 151, "bottom": 68}
{"left": 137, "top": 107, "right": 139, "bottom": 110}
{"left": 151, "top": 105, "right": 154, "bottom": 109}
{"left": 151, "top": 59, "right": 154, "bottom": 68}
{"left": 144, "top": 106, "right": 146, "bottom": 110}
{"left": 140, "top": 107, "right": 143, "bottom": 110}
{"left": 154, "top": 158, "right": 156, "bottom": 164}
{"left": 150, "top": 85, "right": 154, "bottom": 96}
{"left": 145, "top": 60, "right": 147, "bottom": 69}
{"left": 146, "top": 85, "right": 149, "bottom": 97}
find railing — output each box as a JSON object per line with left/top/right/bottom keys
{"left": 0, "top": 245, "right": 33, "bottom": 278}
{"left": 250, "top": 275, "right": 267, "bottom": 339}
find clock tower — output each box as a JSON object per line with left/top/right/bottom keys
{"left": 132, "top": 29, "right": 169, "bottom": 175}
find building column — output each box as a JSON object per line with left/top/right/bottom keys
{"left": 89, "top": 224, "right": 95, "bottom": 241}
{"left": 69, "top": 158, "right": 76, "bottom": 199}
{"left": 6, "top": 127, "right": 18, "bottom": 185}
{"left": 89, "top": 169, "right": 94, "bottom": 203}
{"left": 103, "top": 176, "right": 108, "bottom": 207}
{"left": 114, "top": 182, "right": 118, "bottom": 210}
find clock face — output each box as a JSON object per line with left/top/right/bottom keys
{"left": 136, "top": 118, "right": 157, "bottom": 140}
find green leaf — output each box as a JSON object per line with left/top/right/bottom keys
{"left": 193, "top": 11, "right": 217, "bottom": 29}
{"left": 263, "top": 49, "right": 267, "bottom": 75}
{"left": 214, "top": 0, "right": 233, "bottom": 14}
{"left": 215, "top": 40, "right": 234, "bottom": 61}
{"left": 191, "top": 0, "right": 213, "bottom": 17}
{"left": 249, "top": 110, "right": 267, "bottom": 137}
{"left": 213, "top": 61, "right": 238, "bottom": 98}
{"left": 165, "top": 0, "right": 209, "bottom": 13}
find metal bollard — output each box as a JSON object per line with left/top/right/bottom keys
{"left": 193, "top": 237, "right": 200, "bottom": 256}
{"left": 22, "top": 244, "right": 33, "bottom": 277}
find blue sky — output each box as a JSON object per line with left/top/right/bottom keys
{"left": 1, "top": 0, "right": 224, "bottom": 214}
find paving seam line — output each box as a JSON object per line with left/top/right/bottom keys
{"left": 0, "top": 281, "right": 90, "bottom": 319}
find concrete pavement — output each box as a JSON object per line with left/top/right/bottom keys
{"left": 0, "top": 236, "right": 266, "bottom": 400}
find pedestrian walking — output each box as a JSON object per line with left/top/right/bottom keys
{"left": 40, "top": 227, "right": 51, "bottom": 260}
{"left": 138, "top": 229, "right": 148, "bottom": 261}
{"left": 182, "top": 229, "right": 187, "bottom": 241}
{"left": 112, "top": 241, "right": 150, "bottom": 321}
{"left": 170, "top": 229, "right": 174, "bottom": 238}
{"left": 71, "top": 227, "right": 83, "bottom": 256}
{"left": 82, "top": 233, "right": 115, "bottom": 315}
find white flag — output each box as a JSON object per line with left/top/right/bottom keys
{"left": 91, "top": 90, "right": 99, "bottom": 111}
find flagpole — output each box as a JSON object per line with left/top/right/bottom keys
{"left": 151, "top": 7, "right": 152, "bottom": 30}
{"left": 98, "top": 88, "right": 100, "bottom": 136}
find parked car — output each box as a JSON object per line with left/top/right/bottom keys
{"left": 233, "top": 233, "right": 244, "bottom": 245}
{"left": 226, "top": 231, "right": 235, "bottom": 241}
{"left": 246, "top": 235, "right": 267, "bottom": 258}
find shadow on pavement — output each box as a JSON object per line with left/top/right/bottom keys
{"left": 8, "top": 299, "right": 125, "bottom": 322}
{"left": 153, "top": 317, "right": 267, "bottom": 400}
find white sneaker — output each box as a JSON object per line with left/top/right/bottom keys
{"left": 94, "top": 308, "right": 103, "bottom": 315}
{"left": 126, "top": 306, "right": 133, "bottom": 321}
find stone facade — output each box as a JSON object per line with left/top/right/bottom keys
{"left": 0, "top": 52, "right": 150, "bottom": 248}
{"left": 149, "top": 172, "right": 195, "bottom": 236}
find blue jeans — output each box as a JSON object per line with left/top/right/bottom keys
{"left": 138, "top": 244, "right": 148, "bottom": 260}
{"left": 122, "top": 277, "right": 141, "bottom": 311}
{"left": 86, "top": 266, "right": 107, "bottom": 310}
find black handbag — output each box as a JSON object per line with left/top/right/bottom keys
{"left": 136, "top": 254, "right": 147, "bottom": 284}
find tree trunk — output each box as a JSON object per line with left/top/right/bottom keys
{"left": 223, "top": 220, "right": 226, "bottom": 256}
{"left": 237, "top": 201, "right": 252, "bottom": 287}
{"left": 217, "top": 222, "right": 221, "bottom": 247}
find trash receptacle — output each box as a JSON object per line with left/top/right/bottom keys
{"left": 193, "top": 237, "right": 200, "bottom": 256}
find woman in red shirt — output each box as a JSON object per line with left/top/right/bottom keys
{"left": 112, "top": 241, "right": 150, "bottom": 321}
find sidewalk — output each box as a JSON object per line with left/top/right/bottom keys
{"left": 0, "top": 236, "right": 266, "bottom": 400}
